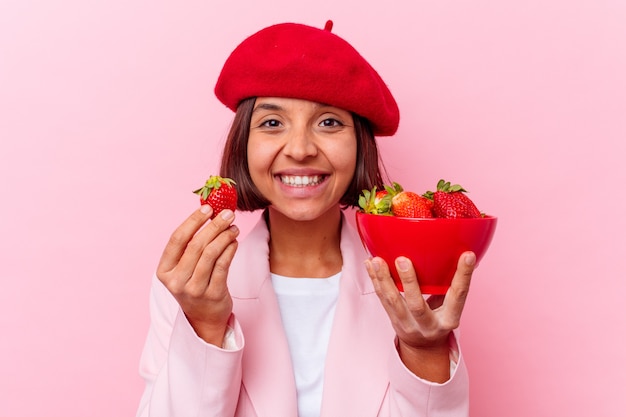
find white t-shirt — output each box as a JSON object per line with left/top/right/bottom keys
{"left": 271, "top": 272, "right": 341, "bottom": 417}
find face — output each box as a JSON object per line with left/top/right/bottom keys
{"left": 247, "top": 97, "right": 357, "bottom": 221}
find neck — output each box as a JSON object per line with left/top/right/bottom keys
{"left": 266, "top": 206, "right": 343, "bottom": 278}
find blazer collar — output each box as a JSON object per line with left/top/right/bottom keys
{"left": 320, "top": 213, "right": 393, "bottom": 416}
{"left": 228, "top": 213, "right": 272, "bottom": 299}
{"left": 230, "top": 210, "right": 392, "bottom": 417}
{"left": 229, "top": 214, "right": 297, "bottom": 416}
{"left": 229, "top": 211, "right": 376, "bottom": 299}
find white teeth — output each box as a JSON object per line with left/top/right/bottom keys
{"left": 280, "top": 175, "right": 322, "bottom": 187}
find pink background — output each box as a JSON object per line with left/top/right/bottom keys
{"left": 1, "top": 1, "right": 625, "bottom": 415}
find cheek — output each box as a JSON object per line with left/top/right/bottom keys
{"left": 332, "top": 142, "right": 358, "bottom": 177}
{"left": 246, "top": 141, "right": 258, "bottom": 178}
{"left": 247, "top": 139, "right": 274, "bottom": 182}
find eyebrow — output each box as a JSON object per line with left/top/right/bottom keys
{"left": 252, "top": 102, "right": 284, "bottom": 113}
{"left": 252, "top": 101, "right": 327, "bottom": 114}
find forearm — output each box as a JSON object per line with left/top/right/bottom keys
{"left": 187, "top": 316, "right": 230, "bottom": 347}
{"left": 388, "top": 330, "right": 469, "bottom": 416}
{"left": 397, "top": 337, "right": 451, "bottom": 383}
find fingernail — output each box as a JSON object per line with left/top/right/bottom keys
{"left": 464, "top": 252, "right": 476, "bottom": 266}
{"left": 221, "top": 209, "right": 234, "bottom": 220}
{"left": 200, "top": 204, "right": 211, "bottom": 214}
{"left": 396, "top": 258, "right": 409, "bottom": 272}
{"left": 371, "top": 259, "right": 381, "bottom": 272}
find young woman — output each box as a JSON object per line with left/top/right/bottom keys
{"left": 137, "top": 21, "right": 476, "bottom": 417}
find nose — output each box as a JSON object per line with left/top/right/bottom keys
{"left": 282, "top": 125, "right": 318, "bottom": 161}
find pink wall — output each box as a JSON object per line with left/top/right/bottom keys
{"left": 1, "top": 1, "right": 625, "bottom": 415}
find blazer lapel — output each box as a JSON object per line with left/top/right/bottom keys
{"left": 230, "top": 218, "right": 298, "bottom": 417}
{"left": 229, "top": 213, "right": 394, "bottom": 417}
{"left": 320, "top": 215, "right": 395, "bottom": 417}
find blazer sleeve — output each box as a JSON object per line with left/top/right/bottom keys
{"left": 135, "top": 274, "right": 244, "bottom": 417}
{"left": 387, "top": 330, "right": 470, "bottom": 416}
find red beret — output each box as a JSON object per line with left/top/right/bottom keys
{"left": 214, "top": 21, "right": 399, "bottom": 136}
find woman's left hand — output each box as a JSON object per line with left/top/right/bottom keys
{"left": 365, "top": 251, "right": 476, "bottom": 382}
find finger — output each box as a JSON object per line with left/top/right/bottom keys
{"left": 395, "top": 256, "right": 429, "bottom": 319}
{"left": 174, "top": 210, "right": 237, "bottom": 285}
{"left": 441, "top": 251, "right": 475, "bottom": 326}
{"left": 206, "top": 239, "right": 239, "bottom": 296}
{"left": 186, "top": 224, "right": 239, "bottom": 294}
{"left": 395, "top": 257, "right": 424, "bottom": 297}
{"left": 366, "top": 257, "right": 411, "bottom": 320}
{"left": 158, "top": 205, "right": 214, "bottom": 273}
{"left": 365, "top": 257, "right": 397, "bottom": 295}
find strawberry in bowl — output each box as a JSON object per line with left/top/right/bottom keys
{"left": 356, "top": 179, "right": 497, "bottom": 294}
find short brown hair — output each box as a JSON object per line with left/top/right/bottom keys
{"left": 220, "top": 97, "right": 388, "bottom": 211}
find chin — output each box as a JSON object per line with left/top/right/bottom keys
{"left": 270, "top": 203, "right": 340, "bottom": 223}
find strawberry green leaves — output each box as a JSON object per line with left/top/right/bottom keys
{"left": 359, "top": 179, "right": 483, "bottom": 219}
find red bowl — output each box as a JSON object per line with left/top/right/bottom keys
{"left": 355, "top": 211, "right": 497, "bottom": 294}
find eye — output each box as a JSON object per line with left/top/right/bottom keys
{"left": 319, "top": 118, "right": 344, "bottom": 128}
{"left": 260, "top": 119, "right": 281, "bottom": 128}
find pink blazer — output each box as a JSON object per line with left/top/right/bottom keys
{"left": 136, "top": 213, "right": 469, "bottom": 417}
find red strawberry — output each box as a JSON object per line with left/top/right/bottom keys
{"left": 358, "top": 186, "right": 392, "bottom": 214}
{"left": 193, "top": 175, "right": 237, "bottom": 219}
{"left": 428, "top": 179, "right": 481, "bottom": 218}
{"left": 386, "top": 182, "right": 434, "bottom": 218}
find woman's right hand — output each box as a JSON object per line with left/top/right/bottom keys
{"left": 156, "top": 205, "right": 239, "bottom": 346}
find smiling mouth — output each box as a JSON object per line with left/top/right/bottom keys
{"left": 279, "top": 174, "right": 326, "bottom": 187}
